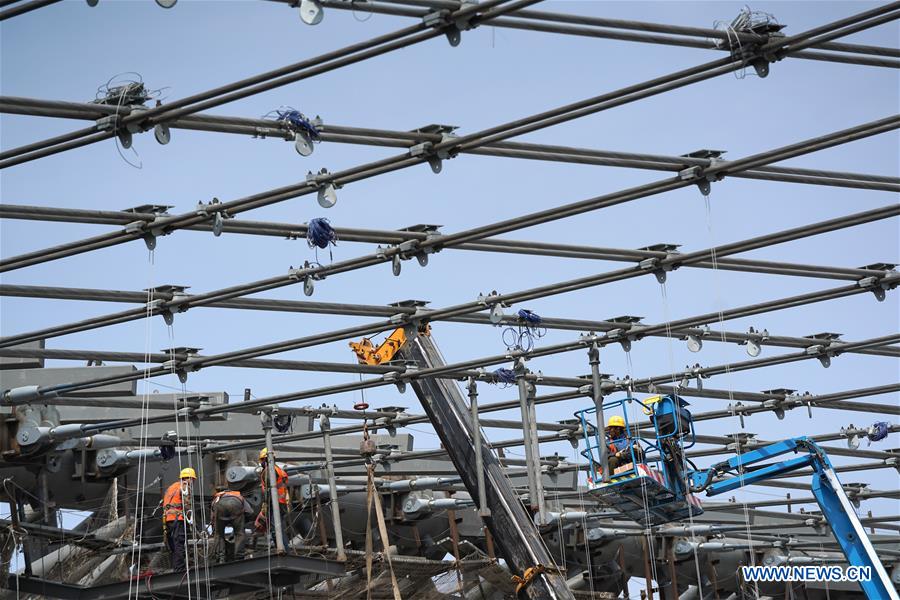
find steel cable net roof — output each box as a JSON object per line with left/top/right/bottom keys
{"left": 0, "top": 0, "right": 897, "bottom": 598}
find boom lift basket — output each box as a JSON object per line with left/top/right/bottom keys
{"left": 575, "top": 395, "right": 703, "bottom": 526}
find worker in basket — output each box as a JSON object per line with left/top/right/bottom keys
{"left": 256, "top": 447, "right": 291, "bottom": 544}
{"left": 210, "top": 486, "right": 253, "bottom": 562}
{"left": 162, "top": 467, "right": 197, "bottom": 572}
{"left": 604, "top": 415, "right": 644, "bottom": 475}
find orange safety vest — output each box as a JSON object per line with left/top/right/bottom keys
{"left": 163, "top": 481, "right": 189, "bottom": 522}
{"left": 213, "top": 490, "right": 243, "bottom": 503}
{"left": 261, "top": 464, "right": 289, "bottom": 505}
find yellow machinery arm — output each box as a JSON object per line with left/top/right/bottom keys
{"left": 349, "top": 324, "right": 429, "bottom": 365}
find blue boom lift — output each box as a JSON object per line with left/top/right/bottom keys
{"left": 577, "top": 394, "right": 897, "bottom": 600}
{"left": 576, "top": 394, "right": 704, "bottom": 526}
{"left": 687, "top": 436, "right": 896, "bottom": 600}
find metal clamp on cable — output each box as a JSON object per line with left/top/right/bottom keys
{"left": 95, "top": 105, "right": 150, "bottom": 150}
{"left": 288, "top": 261, "right": 324, "bottom": 296}
{"left": 390, "top": 224, "right": 443, "bottom": 275}
{"left": 477, "top": 291, "right": 508, "bottom": 324}
{"left": 306, "top": 168, "right": 340, "bottom": 209}
{"left": 195, "top": 198, "right": 231, "bottom": 237}
{"left": 857, "top": 269, "right": 899, "bottom": 302}
{"left": 804, "top": 343, "right": 834, "bottom": 368}
{"left": 422, "top": 6, "right": 473, "bottom": 47}
{"left": 678, "top": 159, "right": 725, "bottom": 196}
{"left": 383, "top": 371, "right": 408, "bottom": 395}
{"left": 146, "top": 298, "right": 184, "bottom": 326}
{"left": 124, "top": 218, "right": 166, "bottom": 251}
{"left": 161, "top": 348, "right": 199, "bottom": 384}
{"left": 409, "top": 127, "right": 458, "bottom": 173}
{"left": 638, "top": 256, "right": 675, "bottom": 284}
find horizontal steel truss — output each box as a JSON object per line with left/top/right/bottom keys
{"left": 2, "top": 3, "right": 897, "bottom": 266}
{"left": 1, "top": 202, "right": 895, "bottom": 282}
{"left": 309, "top": 0, "right": 900, "bottom": 68}
{"left": 2, "top": 192, "right": 897, "bottom": 347}
{"left": 3, "top": 96, "right": 897, "bottom": 193}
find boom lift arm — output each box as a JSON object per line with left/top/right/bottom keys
{"left": 688, "top": 437, "right": 897, "bottom": 600}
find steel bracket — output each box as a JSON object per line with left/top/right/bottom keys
{"left": 678, "top": 164, "right": 722, "bottom": 196}
{"left": 195, "top": 198, "right": 230, "bottom": 237}
{"left": 95, "top": 115, "right": 119, "bottom": 132}
{"left": 858, "top": 271, "right": 898, "bottom": 302}
{"left": 409, "top": 139, "right": 454, "bottom": 174}
{"left": 383, "top": 371, "right": 407, "bottom": 394}
{"left": 739, "top": 326, "right": 769, "bottom": 357}
{"left": 288, "top": 264, "right": 319, "bottom": 296}
{"left": 422, "top": 9, "right": 465, "bottom": 46}
{"left": 306, "top": 168, "right": 340, "bottom": 208}
{"left": 478, "top": 291, "right": 508, "bottom": 324}
{"left": 638, "top": 257, "right": 671, "bottom": 283}
{"left": 389, "top": 313, "right": 408, "bottom": 325}
{"left": 804, "top": 344, "right": 833, "bottom": 368}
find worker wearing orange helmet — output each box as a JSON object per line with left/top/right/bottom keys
{"left": 605, "top": 415, "right": 643, "bottom": 472}
{"left": 162, "top": 467, "right": 197, "bottom": 572}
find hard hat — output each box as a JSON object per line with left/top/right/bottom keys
{"left": 179, "top": 467, "right": 197, "bottom": 479}
{"left": 606, "top": 415, "right": 626, "bottom": 429}
{"left": 259, "top": 447, "right": 270, "bottom": 461}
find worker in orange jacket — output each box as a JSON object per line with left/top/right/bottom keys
{"left": 162, "top": 467, "right": 197, "bottom": 572}
{"left": 605, "top": 415, "right": 643, "bottom": 473}
{"left": 258, "top": 448, "right": 291, "bottom": 543}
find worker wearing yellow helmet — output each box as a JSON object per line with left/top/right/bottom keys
{"left": 257, "top": 448, "right": 291, "bottom": 542}
{"left": 162, "top": 467, "right": 197, "bottom": 572}
{"left": 604, "top": 415, "right": 643, "bottom": 473}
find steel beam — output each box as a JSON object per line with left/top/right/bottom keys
{"left": 2, "top": 196, "right": 896, "bottom": 351}
{"left": 0, "top": 0, "right": 524, "bottom": 168}
{"left": 1, "top": 5, "right": 893, "bottom": 268}
{"left": 3, "top": 99, "right": 897, "bottom": 192}
{"left": 3, "top": 203, "right": 895, "bottom": 280}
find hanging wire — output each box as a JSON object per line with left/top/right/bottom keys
{"left": 658, "top": 281, "right": 708, "bottom": 597}
{"left": 128, "top": 249, "right": 156, "bottom": 600}
{"left": 501, "top": 309, "right": 547, "bottom": 352}
{"left": 93, "top": 73, "right": 166, "bottom": 169}
{"left": 712, "top": 6, "right": 781, "bottom": 80}
{"left": 701, "top": 189, "right": 761, "bottom": 597}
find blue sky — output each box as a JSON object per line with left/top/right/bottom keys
{"left": 1, "top": 0, "right": 898, "bottom": 519}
